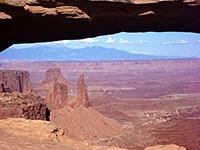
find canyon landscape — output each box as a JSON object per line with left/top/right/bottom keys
{"left": 0, "top": 59, "right": 200, "bottom": 150}
{"left": 0, "top": 0, "right": 200, "bottom": 149}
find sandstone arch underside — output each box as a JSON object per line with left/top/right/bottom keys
{"left": 0, "top": 0, "right": 200, "bottom": 51}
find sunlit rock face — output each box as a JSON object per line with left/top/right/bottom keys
{"left": 0, "top": 0, "right": 200, "bottom": 51}
{"left": 144, "top": 144, "right": 187, "bottom": 150}
{"left": 67, "top": 74, "right": 92, "bottom": 108}
{"left": 0, "top": 70, "right": 31, "bottom": 93}
{"left": 46, "top": 79, "right": 68, "bottom": 110}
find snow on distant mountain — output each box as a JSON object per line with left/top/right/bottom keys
{"left": 0, "top": 44, "right": 190, "bottom": 62}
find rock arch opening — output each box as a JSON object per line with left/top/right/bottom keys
{"left": 0, "top": 0, "right": 200, "bottom": 51}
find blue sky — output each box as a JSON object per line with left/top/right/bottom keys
{"left": 11, "top": 32, "right": 200, "bottom": 57}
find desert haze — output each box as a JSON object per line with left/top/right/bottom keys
{"left": 0, "top": 59, "right": 200, "bottom": 150}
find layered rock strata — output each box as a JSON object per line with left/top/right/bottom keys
{"left": 143, "top": 105, "right": 200, "bottom": 124}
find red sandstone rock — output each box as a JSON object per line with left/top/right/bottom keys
{"left": 36, "top": 68, "right": 73, "bottom": 96}
{"left": 43, "top": 68, "right": 73, "bottom": 88}
{"left": 50, "top": 105, "right": 125, "bottom": 141}
{"left": 43, "top": 68, "right": 63, "bottom": 83}
{"left": 46, "top": 79, "right": 68, "bottom": 110}
{"left": 67, "top": 74, "right": 92, "bottom": 108}
{"left": 0, "top": 93, "right": 49, "bottom": 120}
{"left": 0, "top": 118, "right": 126, "bottom": 150}
{"left": 144, "top": 144, "right": 187, "bottom": 150}
{"left": 0, "top": 70, "right": 32, "bottom": 93}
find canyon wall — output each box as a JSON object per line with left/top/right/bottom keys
{"left": 0, "top": 0, "right": 200, "bottom": 51}
{"left": 0, "top": 70, "right": 32, "bottom": 93}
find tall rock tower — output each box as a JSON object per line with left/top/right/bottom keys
{"left": 68, "top": 74, "right": 92, "bottom": 108}
{"left": 46, "top": 79, "right": 68, "bottom": 110}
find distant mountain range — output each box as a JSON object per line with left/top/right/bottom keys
{"left": 0, "top": 44, "right": 195, "bottom": 62}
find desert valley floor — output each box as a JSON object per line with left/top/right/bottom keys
{"left": 0, "top": 59, "right": 200, "bottom": 150}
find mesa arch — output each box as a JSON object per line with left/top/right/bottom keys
{"left": 0, "top": 0, "right": 200, "bottom": 52}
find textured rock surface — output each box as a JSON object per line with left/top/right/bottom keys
{"left": 0, "top": 93, "right": 49, "bottom": 120}
{"left": 51, "top": 105, "right": 125, "bottom": 141}
{"left": 0, "top": 118, "right": 126, "bottom": 150}
{"left": 41, "top": 68, "right": 72, "bottom": 88}
{"left": 143, "top": 105, "right": 200, "bottom": 124}
{"left": 43, "top": 68, "right": 65, "bottom": 83}
{"left": 68, "top": 74, "right": 92, "bottom": 108}
{"left": 0, "top": 70, "right": 32, "bottom": 93}
{"left": 144, "top": 144, "right": 187, "bottom": 150}
{"left": 36, "top": 68, "right": 73, "bottom": 96}
{"left": 46, "top": 79, "right": 68, "bottom": 110}
{"left": 0, "top": 0, "right": 200, "bottom": 51}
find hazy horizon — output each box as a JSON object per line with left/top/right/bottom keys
{"left": 1, "top": 44, "right": 198, "bottom": 62}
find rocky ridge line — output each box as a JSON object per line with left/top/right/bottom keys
{"left": 143, "top": 105, "right": 200, "bottom": 124}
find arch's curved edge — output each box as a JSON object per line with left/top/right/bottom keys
{"left": 0, "top": 0, "right": 200, "bottom": 52}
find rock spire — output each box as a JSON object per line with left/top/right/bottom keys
{"left": 68, "top": 74, "right": 92, "bottom": 108}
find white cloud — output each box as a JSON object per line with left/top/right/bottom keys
{"left": 75, "top": 38, "right": 99, "bottom": 43}
{"left": 162, "top": 40, "right": 189, "bottom": 45}
{"left": 106, "top": 37, "right": 116, "bottom": 43}
{"left": 138, "top": 40, "right": 147, "bottom": 45}
{"left": 132, "top": 51, "right": 149, "bottom": 55}
{"left": 119, "top": 39, "right": 133, "bottom": 44}
{"left": 197, "top": 40, "right": 200, "bottom": 43}
{"left": 54, "top": 40, "right": 71, "bottom": 44}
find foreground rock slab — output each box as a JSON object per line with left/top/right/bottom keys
{"left": 0, "top": 93, "right": 48, "bottom": 120}
{"left": 0, "top": 118, "right": 127, "bottom": 150}
{"left": 144, "top": 144, "right": 187, "bottom": 150}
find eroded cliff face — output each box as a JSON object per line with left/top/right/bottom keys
{"left": 46, "top": 79, "right": 68, "bottom": 110}
{"left": 0, "top": 93, "right": 49, "bottom": 120}
{"left": 143, "top": 105, "right": 200, "bottom": 124}
{"left": 36, "top": 68, "right": 73, "bottom": 96}
{"left": 0, "top": 0, "right": 200, "bottom": 51}
{"left": 0, "top": 70, "right": 32, "bottom": 93}
{"left": 43, "top": 68, "right": 65, "bottom": 83}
